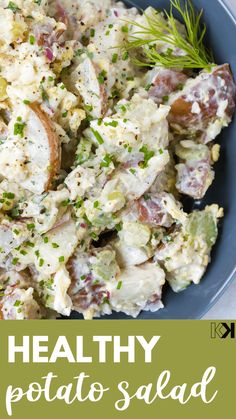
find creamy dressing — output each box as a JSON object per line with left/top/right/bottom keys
{"left": 0, "top": 0, "right": 235, "bottom": 319}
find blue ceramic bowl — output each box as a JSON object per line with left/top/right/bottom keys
{"left": 70, "top": 0, "right": 236, "bottom": 320}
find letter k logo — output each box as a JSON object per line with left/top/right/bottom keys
{"left": 211, "top": 322, "right": 235, "bottom": 339}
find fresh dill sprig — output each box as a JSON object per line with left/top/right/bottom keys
{"left": 123, "top": 0, "right": 214, "bottom": 70}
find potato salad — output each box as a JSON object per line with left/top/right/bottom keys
{"left": 0, "top": 0, "right": 235, "bottom": 320}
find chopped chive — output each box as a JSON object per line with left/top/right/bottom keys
{"left": 12, "top": 257, "right": 19, "bottom": 266}
{"left": 115, "top": 223, "right": 122, "bottom": 232}
{"left": 145, "top": 83, "right": 153, "bottom": 91}
{"left": 20, "top": 250, "right": 27, "bottom": 256}
{"left": 117, "top": 281, "right": 122, "bottom": 290}
{"left": 112, "top": 53, "right": 118, "bottom": 63}
{"left": 61, "top": 199, "right": 70, "bottom": 207}
{"left": 26, "top": 241, "right": 35, "bottom": 248}
{"left": 75, "top": 198, "right": 83, "bottom": 209}
{"left": 91, "top": 128, "right": 104, "bottom": 145}
{"left": 84, "top": 104, "right": 93, "bottom": 112}
{"left": 90, "top": 232, "right": 98, "bottom": 240}
{"left": 14, "top": 121, "right": 26, "bottom": 137}
{"left": 27, "top": 223, "right": 35, "bottom": 231}
{"left": 90, "top": 28, "right": 95, "bottom": 37}
{"left": 35, "top": 250, "right": 40, "bottom": 258}
{"left": 139, "top": 145, "right": 155, "bottom": 168}
{"left": 104, "top": 120, "right": 118, "bottom": 127}
{"left": 100, "top": 154, "right": 113, "bottom": 168}
{"left": 76, "top": 48, "right": 84, "bottom": 56}
{"left": 39, "top": 258, "right": 44, "bottom": 267}
{"left": 3, "top": 192, "right": 15, "bottom": 199}
{"left": 162, "top": 95, "right": 169, "bottom": 103}
{"left": 93, "top": 201, "right": 100, "bottom": 209}
{"left": 97, "top": 70, "right": 107, "bottom": 84}
{"left": 120, "top": 105, "right": 127, "bottom": 112}
{"left": 7, "top": 2, "right": 20, "bottom": 12}
{"left": 122, "top": 51, "right": 129, "bottom": 61}
{"left": 121, "top": 25, "right": 129, "bottom": 33}
{"left": 29, "top": 35, "right": 35, "bottom": 45}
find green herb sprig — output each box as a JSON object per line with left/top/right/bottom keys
{"left": 123, "top": 0, "right": 213, "bottom": 70}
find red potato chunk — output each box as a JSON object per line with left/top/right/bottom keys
{"left": 129, "top": 192, "right": 184, "bottom": 228}
{"left": 66, "top": 246, "right": 118, "bottom": 317}
{"left": 168, "top": 64, "right": 236, "bottom": 141}
{"left": 69, "top": 281, "right": 109, "bottom": 313}
{"left": 174, "top": 140, "right": 215, "bottom": 199}
{"left": 0, "top": 286, "right": 41, "bottom": 320}
{"left": 29, "top": 103, "right": 61, "bottom": 192}
{"left": 67, "top": 259, "right": 110, "bottom": 316}
{"left": 33, "top": 21, "right": 66, "bottom": 51}
{"left": 53, "top": 1, "right": 69, "bottom": 26}
{"left": 0, "top": 103, "right": 61, "bottom": 195}
{"left": 176, "top": 160, "right": 214, "bottom": 200}
{"left": 148, "top": 68, "right": 188, "bottom": 105}
{"left": 137, "top": 195, "right": 173, "bottom": 228}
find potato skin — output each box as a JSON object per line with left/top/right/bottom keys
{"left": 168, "top": 64, "right": 236, "bottom": 140}
{"left": 67, "top": 254, "right": 108, "bottom": 313}
{"left": 148, "top": 68, "right": 188, "bottom": 105}
{"left": 30, "top": 103, "right": 61, "bottom": 191}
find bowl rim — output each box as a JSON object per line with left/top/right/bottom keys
{"left": 219, "top": 0, "right": 236, "bottom": 24}
{"left": 193, "top": 0, "right": 236, "bottom": 319}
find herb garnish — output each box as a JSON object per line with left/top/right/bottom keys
{"left": 123, "top": 0, "right": 213, "bottom": 70}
